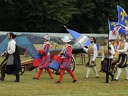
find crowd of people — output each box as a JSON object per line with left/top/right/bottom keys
{"left": 0, "top": 32, "right": 127, "bottom": 84}
{"left": 82, "top": 34, "right": 128, "bottom": 83}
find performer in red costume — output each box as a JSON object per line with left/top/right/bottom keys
{"left": 33, "top": 34, "right": 53, "bottom": 79}
{"left": 55, "top": 36, "right": 77, "bottom": 84}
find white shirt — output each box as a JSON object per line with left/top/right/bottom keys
{"left": 7, "top": 39, "right": 16, "bottom": 54}
{"left": 116, "top": 40, "right": 128, "bottom": 54}
{"left": 101, "top": 43, "right": 115, "bottom": 60}
{"left": 83, "top": 43, "right": 98, "bottom": 61}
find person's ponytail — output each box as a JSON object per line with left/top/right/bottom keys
{"left": 9, "top": 32, "right": 16, "bottom": 39}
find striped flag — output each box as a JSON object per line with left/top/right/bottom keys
{"left": 66, "top": 28, "right": 91, "bottom": 47}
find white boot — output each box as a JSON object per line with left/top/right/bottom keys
{"left": 124, "top": 67, "right": 128, "bottom": 80}
{"left": 116, "top": 68, "right": 122, "bottom": 80}
{"left": 92, "top": 67, "right": 99, "bottom": 78}
{"left": 85, "top": 67, "right": 90, "bottom": 78}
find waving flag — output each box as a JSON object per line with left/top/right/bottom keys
{"left": 124, "top": 16, "right": 128, "bottom": 20}
{"left": 116, "top": 22, "right": 128, "bottom": 36}
{"left": 119, "top": 27, "right": 128, "bottom": 36}
{"left": 117, "top": 5, "right": 128, "bottom": 27}
{"left": 108, "top": 21, "right": 120, "bottom": 40}
{"left": 66, "top": 28, "right": 91, "bottom": 47}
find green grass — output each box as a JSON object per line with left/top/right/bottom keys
{"left": 0, "top": 57, "right": 128, "bottom": 96}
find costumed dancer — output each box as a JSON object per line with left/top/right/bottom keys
{"left": 55, "top": 36, "right": 77, "bottom": 83}
{"left": 82, "top": 37, "right": 99, "bottom": 78}
{"left": 101, "top": 37, "right": 115, "bottom": 83}
{"left": 0, "top": 32, "right": 21, "bottom": 82}
{"left": 33, "top": 34, "right": 53, "bottom": 79}
{"left": 113, "top": 34, "right": 128, "bottom": 81}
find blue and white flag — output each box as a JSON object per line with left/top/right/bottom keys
{"left": 116, "top": 22, "right": 128, "bottom": 36}
{"left": 108, "top": 21, "right": 120, "bottom": 40}
{"left": 66, "top": 28, "right": 91, "bottom": 47}
{"left": 117, "top": 5, "right": 128, "bottom": 27}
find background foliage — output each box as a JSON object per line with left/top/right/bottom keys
{"left": 0, "top": 0, "right": 128, "bottom": 33}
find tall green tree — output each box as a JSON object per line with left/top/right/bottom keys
{"left": 68, "top": 0, "right": 128, "bottom": 34}
{"left": 68, "top": 0, "right": 96, "bottom": 33}
{"left": 0, "top": 0, "right": 128, "bottom": 33}
{"left": 0, "top": 0, "right": 78, "bottom": 32}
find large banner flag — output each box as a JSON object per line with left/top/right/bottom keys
{"left": 66, "top": 28, "right": 91, "bottom": 47}
{"left": 117, "top": 5, "right": 128, "bottom": 27}
{"left": 116, "top": 23, "right": 128, "bottom": 36}
{"left": 108, "top": 21, "right": 120, "bottom": 40}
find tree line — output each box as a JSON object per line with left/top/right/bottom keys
{"left": 0, "top": 0, "right": 127, "bottom": 33}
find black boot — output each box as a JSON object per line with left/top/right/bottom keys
{"left": 105, "top": 72, "right": 109, "bottom": 83}
{"left": 110, "top": 73, "right": 114, "bottom": 81}
{"left": 14, "top": 74, "right": 20, "bottom": 82}
{"left": 0, "top": 67, "right": 5, "bottom": 81}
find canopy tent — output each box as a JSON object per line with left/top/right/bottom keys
{"left": 0, "top": 36, "right": 38, "bottom": 58}
{"left": 0, "top": 35, "right": 6, "bottom": 43}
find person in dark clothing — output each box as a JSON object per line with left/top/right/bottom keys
{"left": 101, "top": 37, "right": 115, "bottom": 83}
{"left": 0, "top": 32, "right": 21, "bottom": 82}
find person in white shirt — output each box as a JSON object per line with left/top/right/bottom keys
{"left": 0, "top": 33, "right": 21, "bottom": 82}
{"left": 101, "top": 37, "right": 115, "bottom": 83}
{"left": 113, "top": 34, "right": 128, "bottom": 81}
{"left": 82, "top": 37, "right": 99, "bottom": 78}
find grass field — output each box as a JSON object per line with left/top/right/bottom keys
{"left": 0, "top": 57, "right": 128, "bottom": 96}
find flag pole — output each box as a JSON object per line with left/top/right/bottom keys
{"left": 107, "top": 18, "right": 110, "bottom": 41}
{"left": 107, "top": 18, "right": 111, "bottom": 66}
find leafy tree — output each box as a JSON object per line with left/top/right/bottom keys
{"left": 68, "top": 0, "right": 128, "bottom": 34}
{"left": 0, "top": 0, "right": 128, "bottom": 33}
{"left": 0, "top": 0, "right": 78, "bottom": 32}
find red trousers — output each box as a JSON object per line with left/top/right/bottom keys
{"left": 58, "top": 68, "right": 76, "bottom": 82}
{"left": 36, "top": 68, "right": 53, "bottom": 79}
